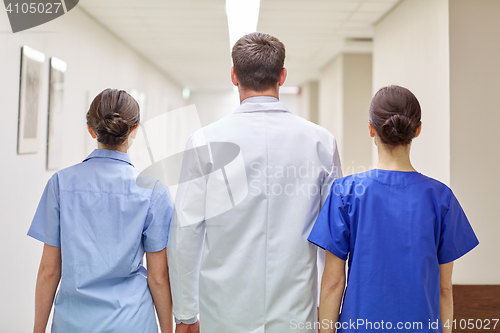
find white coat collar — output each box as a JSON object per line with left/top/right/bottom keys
{"left": 233, "top": 101, "right": 291, "bottom": 114}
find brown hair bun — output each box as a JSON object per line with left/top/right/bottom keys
{"left": 86, "top": 89, "right": 140, "bottom": 147}
{"left": 369, "top": 85, "right": 422, "bottom": 146}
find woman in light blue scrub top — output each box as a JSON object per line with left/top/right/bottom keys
{"left": 28, "top": 89, "right": 174, "bottom": 333}
{"left": 308, "top": 86, "right": 478, "bottom": 333}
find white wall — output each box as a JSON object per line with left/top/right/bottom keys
{"left": 342, "top": 54, "right": 373, "bottom": 175}
{"left": 0, "top": 7, "right": 184, "bottom": 332}
{"left": 373, "top": 0, "right": 450, "bottom": 184}
{"left": 298, "top": 81, "right": 319, "bottom": 122}
{"left": 318, "top": 55, "right": 343, "bottom": 152}
{"left": 318, "top": 54, "right": 372, "bottom": 175}
{"left": 187, "top": 90, "right": 240, "bottom": 126}
{"left": 449, "top": 0, "right": 500, "bottom": 284}
{"left": 279, "top": 93, "right": 301, "bottom": 116}
{"left": 188, "top": 89, "right": 303, "bottom": 126}
{"left": 374, "top": 0, "right": 499, "bottom": 284}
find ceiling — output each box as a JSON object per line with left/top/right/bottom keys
{"left": 79, "top": 0, "right": 400, "bottom": 92}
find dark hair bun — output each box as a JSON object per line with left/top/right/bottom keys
{"left": 379, "top": 114, "right": 414, "bottom": 146}
{"left": 95, "top": 113, "right": 131, "bottom": 147}
{"left": 86, "top": 89, "right": 140, "bottom": 147}
{"left": 369, "top": 85, "right": 422, "bottom": 146}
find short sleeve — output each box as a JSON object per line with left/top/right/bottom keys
{"left": 308, "top": 182, "right": 350, "bottom": 261}
{"left": 437, "top": 193, "right": 479, "bottom": 264}
{"left": 143, "top": 185, "right": 174, "bottom": 252}
{"left": 27, "top": 174, "right": 61, "bottom": 247}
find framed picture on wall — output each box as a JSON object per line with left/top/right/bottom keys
{"left": 17, "top": 46, "right": 45, "bottom": 154}
{"left": 46, "top": 57, "right": 67, "bottom": 170}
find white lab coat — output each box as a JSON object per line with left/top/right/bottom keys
{"left": 168, "top": 100, "right": 342, "bottom": 333}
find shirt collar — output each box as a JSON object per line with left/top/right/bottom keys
{"left": 83, "top": 149, "right": 134, "bottom": 167}
{"left": 241, "top": 96, "right": 279, "bottom": 104}
{"left": 234, "top": 99, "right": 291, "bottom": 114}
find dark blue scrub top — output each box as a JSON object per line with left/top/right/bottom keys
{"left": 308, "top": 169, "right": 478, "bottom": 333}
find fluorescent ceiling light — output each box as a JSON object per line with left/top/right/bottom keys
{"left": 226, "top": 0, "right": 261, "bottom": 51}
{"left": 182, "top": 87, "right": 191, "bottom": 100}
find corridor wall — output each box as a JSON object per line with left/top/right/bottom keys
{"left": 448, "top": 0, "right": 500, "bottom": 284}
{"left": 373, "top": 0, "right": 451, "bottom": 184}
{"left": 318, "top": 53, "right": 373, "bottom": 175}
{"left": 374, "top": 0, "right": 500, "bottom": 284}
{"left": 0, "top": 7, "right": 184, "bottom": 332}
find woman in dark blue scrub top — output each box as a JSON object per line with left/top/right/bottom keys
{"left": 308, "top": 85, "right": 478, "bottom": 333}
{"left": 28, "top": 89, "right": 173, "bottom": 333}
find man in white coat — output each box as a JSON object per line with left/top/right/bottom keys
{"left": 169, "top": 32, "right": 342, "bottom": 333}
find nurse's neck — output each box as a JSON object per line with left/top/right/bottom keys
{"left": 375, "top": 141, "right": 416, "bottom": 172}
{"left": 88, "top": 125, "right": 133, "bottom": 154}
{"left": 97, "top": 142, "right": 128, "bottom": 154}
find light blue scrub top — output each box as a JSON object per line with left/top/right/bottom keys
{"left": 28, "top": 149, "right": 173, "bottom": 333}
{"left": 308, "top": 170, "right": 479, "bottom": 333}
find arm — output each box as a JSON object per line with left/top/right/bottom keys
{"left": 319, "top": 250, "right": 346, "bottom": 333}
{"left": 146, "top": 248, "right": 173, "bottom": 333}
{"left": 168, "top": 135, "right": 209, "bottom": 333}
{"left": 440, "top": 262, "right": 454, "bottom": 333}
{"left": 168, "top": 218, "right": 204, "bottom": 333}
{"left": 317, "top": 137, "right": 343, "bottom": 307}
{"left": 168, "top": 176, "right": 205, "bottom": 333}
{"left": 33, "top": 244, "right": 61, "bottom": 333}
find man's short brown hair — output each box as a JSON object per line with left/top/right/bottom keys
{"left": 231, "top": 32, "right": 286, "bottom": 92}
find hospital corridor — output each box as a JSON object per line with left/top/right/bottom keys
{"left": 0, "top": 0, "right": 499, "bottom": 332}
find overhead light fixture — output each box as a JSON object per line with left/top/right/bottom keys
{"left": 226, "top": 0, "right": 261, "bottom": 51}
{"left": 182, "top": 87, "right": 190, "bottom": 100}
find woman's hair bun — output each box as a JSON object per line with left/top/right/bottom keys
{"left": 95, "top": 113, "right": 130, "bottom": 147}
{"left": 369, "top": 85, "right": 422, "bottom": 146}
{"left": 379, "top": 114, "right": 414, "bottom": 146}
{"left": 86, "top": 89, "right": 140, "bottom": 147}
